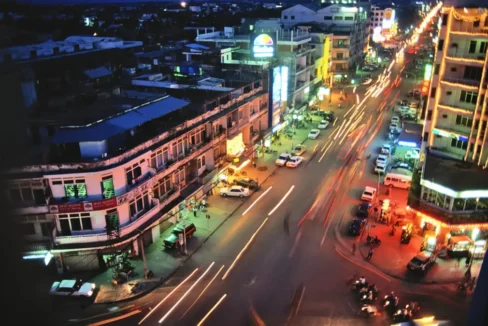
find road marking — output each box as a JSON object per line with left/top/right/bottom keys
{"left": 89, "top": 310, "right": 141, "bottom": 326}
{"left": 222, "top": 218, "right": 268, "bottom": 280}
{"left": 268, "top": 185, "right": 295, "bottom": 216}
{"left": 197, "top": 294, "right": 227, "bottom": 326}
{"left": 318, "top": 142, "right": 334, "bottom": 163}
{"left": 334, "top": 247, "right": 391, "bottom": 282}
{"left": 181, "top": 264, "right": 225, "bottom": 319}
{"left": 138, "top": 268, "right": 199, "bottom": 325}
{"left": 159, "top": 263, "right": 215, "bottom": 324}
{"left": 242, "top": 186, "right": 272, "bottom": 216}
{"left": 289, "top": 228, "right": 303, "bottom": 258}
{"left": 295, "top": 286, "right": 306, "bottom": 316}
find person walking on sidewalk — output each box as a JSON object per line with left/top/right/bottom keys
{"left": 352, "top": 243, "right": 357, "bottom": 255}
{"left": 366, "top": 248, "right": 374, "bottom": 261}
{"left": 193, "top": 206, "right": 197, "bottom": 217}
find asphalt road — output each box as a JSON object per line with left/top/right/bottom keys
{"left": 60, "top": 46, "right": 469, "bottom": 326}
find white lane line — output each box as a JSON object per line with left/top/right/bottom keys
{"left": 242, "top": 186, "right": 273, "bottom": 216}
{"left": 268, "top": 185, "right": 295, "bottom": 216}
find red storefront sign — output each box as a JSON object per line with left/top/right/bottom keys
{"left": 49, "top": 197, "right": 117, "bottom": 214}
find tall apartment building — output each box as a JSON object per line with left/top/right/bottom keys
{"left": 281, "top": 4, "right": 369, "bottom": 78}
{"left": 410, "top": 1, "right": 488, "bottom": 257}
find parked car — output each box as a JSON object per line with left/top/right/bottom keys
{"left": 391, "top": 116, "right": 400, "bottom": 124}
{"left": 291, "top": 144, "right": 306, "bottom": 156}
{"left": 407, "top": 90, "right": 421, "bottom": 97}
{"left": 349, "top": 218, "right": 366, "bottom": 236}
{"left": 399, "top": 99, "right": 408, "bottom": 106}
{"left": 407, "top": 252, "right": 436, "bottom": 275}
{"left": 318, "top": 120, "right": 329, "bottom": 129}
{"left": 391, "top": 162, "right": 413, "bottom": 171}
{"left": 50, "top": 279, "right": 96, "bottom": 297}
{"left": 374, "top": 162, "right": 387, "bottom": 174}
{"left": 324, "top": 112, "right": 335, "bottom": 122}
{"left": 164, "top": 222, "right": 197, "bottom": 249}
{"left": 286, "top": 156, "right": 303, "bottom": 168}
{"left": 409, "top": 102, "right": 420, "bottom": 109}
{"left": 381, "top": 144, "right": 392, "bottom": 155}
{"left": 275, "top": 153, "right": 291, "bottom": 166}
{"left": 233, "top": 178, "right": 259, "bottom": 190}
{"left": 311, "top": 110, "right": 327, "bottom": 117}
{"left": 220, "top": 185, "right": 250, "bottom": 197}
{"left": 376, "top": 154, "right": 389, "bottom": 166}
{"left": 389, "top": 122, "right": 400, "bottom": 133}
{"left": 308, "top": 129, "right": 320, "bottom": 139}
{"left": 361, "top": 186, "right": 377, "bottom": 201}
{"left": 357, "top": 203, "right": 371, "bottom": 218}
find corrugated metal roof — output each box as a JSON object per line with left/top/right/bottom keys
{"left": 84, "top": 66, "right": 112, "bottom": 79}
{"left": 51, "top": 97, "right": 189, "bottom": 143}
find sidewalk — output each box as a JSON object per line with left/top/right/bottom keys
{"left": 91, "top": 127, "right": 313, "bottom": 303}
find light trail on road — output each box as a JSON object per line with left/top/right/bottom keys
{"left": 181, "top": 264, "right": 225, "bottom": 319}
{"left": 89, "top": 310, "right": 142, "bottom": 326}
{"left": 242, "top": 186, "right": 272, "bottom": 216}
{"left": 222, "top": 218, "right": 268, "bottom": 280}
{"left": 138, "top": 268, "right": 199, "bottom": 325}
{"left": 268, "top": 185, "right": 295, "bottom": 216}
{"left": 318, "top": 141, "right": 334, "bottom": 163}
{"left": 159, "top": 263, "right": 215, "bottom": 324}
{"left": 196, "top": 294, "right": 227, "bottom": 326}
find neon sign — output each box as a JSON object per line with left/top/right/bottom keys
{"left": 251, "top": 33, "right": 276, "bottom": 58}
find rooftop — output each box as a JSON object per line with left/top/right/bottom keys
{"left": 398, "top": 122, "right": 422, "bottom": 147}
{"left": 0, "top": 36, "right": 143, "bottom": 64}
{"left": 195, "top": 29, "right": 312, "bottom": 44}
{"left": 423, "top": 149, "right": 488, "bottom": 192}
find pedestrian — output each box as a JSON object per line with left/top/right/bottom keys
{"left": 193, "top": 206, "right": 197, "bottom": 217}
{"left": 352, "top": 243, "right": 357, "bottom": 255}
{"left": 366, "top": 248, "right": 374, "bottom": 261}
{"left": 456, "top": 256, "right": 461, "bottom": 267}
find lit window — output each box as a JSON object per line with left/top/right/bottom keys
{"left": 129, "top": 192, "right": 150, "bottom": 219}
{"left": 58, "top": 213, "right": 92, "bottom": 235}
{"left": 64, "top": 179, "right": 87, "bottom": 199}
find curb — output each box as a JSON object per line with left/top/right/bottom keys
{"left": 96, "top": 164, "right": 280, "bottom": 304}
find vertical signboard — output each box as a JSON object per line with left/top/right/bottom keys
{"left": 271, "top": 66, "right": 282, "bottom": 128}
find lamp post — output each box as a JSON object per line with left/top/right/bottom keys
{"left": 291, "top": 114, "right": 298, "bottom": 149}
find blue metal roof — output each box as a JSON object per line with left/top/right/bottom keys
{"left": 84, "top": 66, "right": 113, "bottom": 79}
{"left": 51, "top": 97, "right": 190, "bottom": 144}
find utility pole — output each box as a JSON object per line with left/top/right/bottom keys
{"left": 182, "top": 209, "right": 188, "bottom": 255}
{"left": 139, "top": 237, "right": 149, "bottom": 279}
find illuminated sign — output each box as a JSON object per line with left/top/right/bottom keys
{"left": 424, "top": 64, "right": 433, "bottom": 81}
{"left": 382, "top": 9, "right": 396, "bottom": 30}
{"left": 281, "top": 66, "right": 289, "bottom": 102}
{"left": 432, "top": 128, "right": 468, "bottom": 142}
{"left": 420, "top": 179, "right": 488, "bottom": 199}
{"left": 398, "top": 140, "right": 418, "bottom": 148}
{"left": 251, "top": 33, "right": 276, "bottom": 58}
{"left": 421, "top": 80, "right": 430, "bottom": 96}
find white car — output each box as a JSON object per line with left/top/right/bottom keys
{"left": 308, "top": 129, "right": 320, "bottom": 139}
{"left": 389, "top": 122, "right": 400, "bottom": 132}
{"left": 361, "top": 186, "right": 377, "bottom": 201}
{"left": 275, "top": 153, "right": 291, "bottom": 166}
{"left": 376, "top": 154, "right": 389, "bottom": 165}
{"left": 318, "top": 120, "right": 329, "bottom": 129}
{"left": 50, "top": 279, "right": 96, "bottom": 297}
{"left": 375, "top": 162, "right": 387, "bottom": 174}
{"left": 396, "top": 106, "right": 415, "bottom": 115}
{"left": 220, "top": 185, "right": 250, "bottom": 197}
{"left": 381, "top": 144, "right": 392, "bottom": 154}
{"left": 286, "top": 156, "right": 303, "bottom": 168}
{"left": 391, "top": 116, "right": 400, "bottom": 124}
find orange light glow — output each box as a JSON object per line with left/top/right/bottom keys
{"left": 410, "top": 208, "right": 488, "bottom": 230}
{"left": 197, "top": 294, "right": 227, "bottom": 326}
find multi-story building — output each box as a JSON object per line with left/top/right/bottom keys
{"left": 281, "top": 4, "right": 369, "bottom": 78}
{"left": 369, "top": 6, "right": 397, "bottom": 41}
{"left": 411, "top": 1, "right": 488, "bottom": 252}
{"left": 7, "top": 74, "right": 268, "bottom": 271}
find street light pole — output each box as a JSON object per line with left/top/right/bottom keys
{"left": 291, "top": 114, "right": 297, "bottom": 150}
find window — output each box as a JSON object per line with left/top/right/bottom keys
{"left": 345, "top": 16, "right": 353, "bottom": 21}
{"left": 64, "top": 179, "right": 87, "bottom": 199}
{"left": 427, "top": 110, "right": 433, "bottom": 120}
{"left": 284, "top": 15, "right": 288, "bottom": 19}
{"left": 152, "top": 177, "right": 172, "bottom": 200}
{"left": 172, "top": 138, "right": 185, "bottom": 157}
{"left": 126, "top": 161, "right": 143, "bottom": 185}
{"left": 105, "top": 209, "right": 120, "bottom": 235}
{"left": 58, "top": 213, "right": 92, "bottom": 235}
{"left": 334, "top": 16, "right": 343, "bottom": 21}
{"left": 430, "top": 87, "right": 436, "bottom": 98}
{"left": 20, "top": 223, "right": 36, "bottom": 236}
{"left": 434, "top": 64, "right": 440, "bottom": 75}
{"left": 438, "top": 39, "right": 444, "bottom": 51}
{"left": 480, "top": 42, "right": 487, "bottom": 54}
{"left": 473, "top": 20, "right": 480, "bottom": 28}
{"left": 460, "top": 91, "right": 478, "bottom": 104}
{"left": 291, "top": 15, "right": 295, "bottom": 20}
{"left": 451, "top": 138, "right": 468, "bottom": 149}
{"left": 151, "top": 147, "right": 169, "bottom": 169}
{"left": 40, "top": 222, "right": 51, "bottom": 237}
{"left": 423, "top": 132, "right": 429, "bottom": 141}
{"left": 324, "top": 16, "right": 332, "bottom": 20}
{"left": 337, "top": 52, "right": 344, "bottom": 59}
{"left": 469, "top": 40, "right": 477, "bottom": 53}
{"left": 485, "top": 16, "right": 488, "bottom": 27}
{"left": 464, "top": 66, "right": 483, "bottom": 80}
{"left": 174, "top": 167, "right": 186, "bottom": 186}
{"left": 190, "top": 128, "right": 205, "bottom": 146}
{"left": 101, "top": 175, "right": 115, "bottom": 199}
{"left": 129, "top": 192, "right": 149, "bottom": 219}
{"left": 8, "top": 183, "right": 45, "bottom": 205}
{"left": 197, "top": 155, "right": 206, "bottom": 169}
{"left": 442, "top": 14, "right": 448, "bottom": 26}
{"left": 455, "top": 115, "right": 473, "bottom": 127}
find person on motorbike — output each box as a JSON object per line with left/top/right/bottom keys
{"left": 359, "top": 276, "right": 366, "bottom": 284}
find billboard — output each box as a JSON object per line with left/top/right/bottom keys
{"left": 382, "top": 9, "right": 396, "bottom": 30}
{"left": 251, "top": 33, "right": 276, "bottom": 58}
{"left": 269, "top": 66, "right": 289, "bottom": 129}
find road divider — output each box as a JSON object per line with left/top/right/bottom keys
{"left": 222, "top": 218, "right": 268, "bottom": 280}
{"left": 242, "top": 186, "right": 272, "bottom": 216}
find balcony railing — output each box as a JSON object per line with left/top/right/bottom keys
{"left": 333, "top": 44, "right": 349, "bottom": 48}
{"left": 442, "top": 76, "right": 487, "bottom": 88}
{"left": 446, "top": 49, "right": 485, "bottom": 62}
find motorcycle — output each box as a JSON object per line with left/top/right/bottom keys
{"left": 352, "top": 279, "right": 368, "bottom": 293}
{"left": 457, "top": 282, "right": 468, "bottom": 296}
{"left": 360, "top": 304, "right": 378, "bottom": 318}
{"left": 359, "top": 290, "right": 375, "bottom": 304}
{"left": 392, "top": 302, "right": 420, "bottom": 322}
{"left": 382, "top": 294, "right": 399, "bottom": 315}
{"left": 367, "top": 235, "right": 382, "bottom": 246}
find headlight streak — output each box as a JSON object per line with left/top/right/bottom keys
{"left": 318, "top": 141, "right": 334, "bottom": 163}
{"left": 196, "top": 294, "right": 227, "bottom": 326}
{"left": 241, "top": 186, "right": 272, "bottom": 216}
{"left": 268, "top": 185, "right": 295, "bottom": 216}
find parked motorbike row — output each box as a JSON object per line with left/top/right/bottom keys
{"left": 366, "top": 235, "right": 382, "bottom": 246}
{"left": 352, "top": 277, "right": 420, "bottom": 322}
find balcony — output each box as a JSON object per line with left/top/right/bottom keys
{"left": 333, "top": 44, "right": 349, "bottom": 49}
{"left": 295, "top": 80, "right": 308, "bottom": 92}
{"left": 441, "top": 76, "right": 484, "bottom": 89}
{"left": 433, "top": 125, "right": 471, "bottom": 138}
{"left": 54, "top": 189, "right": 182, "bottom": 246}
{"left": 332, "top": 57, "right": 349, "bottom": 63}
{"left": 446, "top": 47, "right": 485, "bottom": 63}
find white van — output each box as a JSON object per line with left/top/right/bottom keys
{"left": 384, "top": 173, "right": 412, "bottom": 189}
